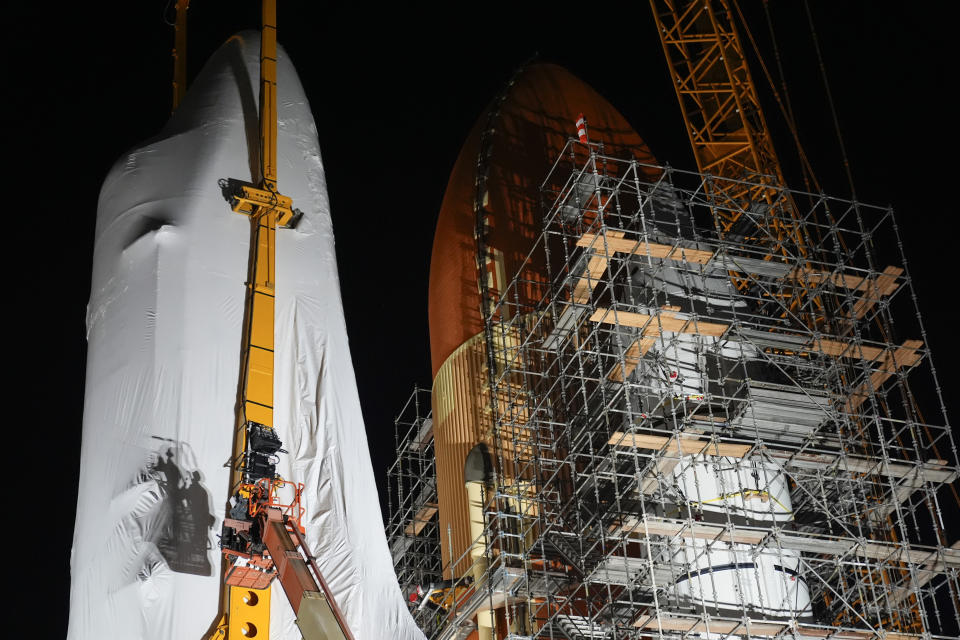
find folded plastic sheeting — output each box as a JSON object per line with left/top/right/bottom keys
{"left": 70, "top": 32, "right": 424, "bottom": 640}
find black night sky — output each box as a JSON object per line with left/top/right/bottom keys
{"left": 13, "top": 2, "right": 957, "bottom": 636}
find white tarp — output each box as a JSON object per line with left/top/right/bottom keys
{"left": 70, "top": 32, "right": 424, "bottom": 640}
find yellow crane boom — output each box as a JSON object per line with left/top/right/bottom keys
{"left": 649, "top": 0, "right": 807, "bottom": 258}
{"left": 208, "top": 2, "right": 327, "bottom": 639}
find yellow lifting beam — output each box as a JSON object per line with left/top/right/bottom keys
{"left": 210, "top": 1, "right": 300, "bottom": 638}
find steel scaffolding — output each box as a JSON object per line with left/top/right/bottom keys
{"left": 388, "top": 141, "right": 960, "bottom": 639}
{"left": 387, "top": 387, "right": 444, "bottom": 634}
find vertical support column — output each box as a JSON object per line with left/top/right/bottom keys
{"left": 466, "top": 481, "right": 489, "bottom": 583}
{"left": 465, "top": 444, "right": 499, "bottom": 637}
{"left": 171, "top": 0, "right": 188, "bottom": 111}
{"left": 476, "top": 610, "right": 496, "bottom": 640}
{"left": 259, "top": 0, "right": 278, "bottom": 190}
{"left": 465, "top": 443, "right": 494, "bottom": 584}
{"left": 223, "top": 2, "right": 279, "bottom": 637}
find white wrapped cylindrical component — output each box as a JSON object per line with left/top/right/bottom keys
{"left": 671, "top": 542, "right": 810, "bottom": 619}
{"left": 670, "top": 459, "right": 811, "bottom": 620}
{"left": 656, "top": 333, "right": 703, "bottom": 398}
{"left": 675, "top": 459, "right": 793, "bottom": 523}
{"left": 69, "top": 32, "right": 423, "bottom": 640}
{"left": 633, "top": 254, "right": 747, "bottom": 309}
{"left": 643, "top": 330, "right": 756, "bottom": 401}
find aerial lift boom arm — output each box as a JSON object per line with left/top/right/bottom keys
{"left": 260, "top": 510, "right": 355, "bottom": 639}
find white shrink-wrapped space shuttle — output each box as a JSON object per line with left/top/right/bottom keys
{"left": 69, "top": 32, "right": 424, "bottom": 640}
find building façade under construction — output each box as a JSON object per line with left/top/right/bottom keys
{"left": 385, "top": 10, "right": 960, "bottom": 640}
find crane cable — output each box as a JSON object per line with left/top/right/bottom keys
{"left": 802, "top": 0, "right": 858, "bottom": 201}
{"left": 731, "top": 0, "right": 857, "bottom": 201}
{"left": 730, "top": 0, "right": 838, "bottom": 265}
{"left": 161, "top": 0, "right": 176, "bottom": 26}
{"left": 759, "top": 0, "right": 815, "bottom": 196}
{"left": 792, "top": 2, "right": 953, "bottom": 516}
{"left": 730, "top": 0, "right": 820, "bottom": 196}
{"left": 798, "top": 3, "right": 960, "bottom": 516}
{"left": 757, "top": 1, "right": 959, "bottom": 516}
{"left": 733, "top": 4, "right": 958, "bottom": 519}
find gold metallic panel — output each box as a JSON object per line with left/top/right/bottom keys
{"left": 432, "top": 332, "right": 489, "bottom": 579}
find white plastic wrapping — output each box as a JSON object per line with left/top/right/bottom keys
{"left": 70, "top": 32, "right": 423, "bottom": 640}
{"left": 671, "top": 461, "right": 812, "bottom": 618}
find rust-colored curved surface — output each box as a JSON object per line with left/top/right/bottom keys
{"left": 428, "top": 63, "right": 658, "bottom": 376}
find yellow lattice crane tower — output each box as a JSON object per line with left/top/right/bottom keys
{"left": 650, "top": 0, "right": 809, "bottom": 258}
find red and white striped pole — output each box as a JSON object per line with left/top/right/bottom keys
{"left": 575, "top": 113, "right": 589, "bottom": 144}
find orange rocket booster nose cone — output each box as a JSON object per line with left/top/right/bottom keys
{"left": 426, "top": 62, "right": 658, "bottom": 583}
{"left": 427, "top": 63, "right": 657, "bottom": 378}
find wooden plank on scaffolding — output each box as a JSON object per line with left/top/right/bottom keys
{"left": 608, "top": 432, "right": 752, "bottom": 458}
{"left": 615, "top": 516, "right": 767, "bottom": 545}
{"left": 633, "top": 615, "right": 787, "bottom": 637}
{"left": 572, "top": 231, "right": 622, "bottom": 303}
{"left": 846, "top": 339, "right": 924, "bottom": 410}
{"left": 790, "top": 265, "right": 899, "bottom": 292}
{"left": 637, "top": 457, "right": 679, "bottom": 495}
{"left": 613, "top": 515, "right": 960, "bottom": 570}
{"left": 404, "top": 503, "right": 439, "bottom": 536}
{"left": 576, "top": 233, "right": 714, "bottom": 264}
{"left": 608, "top": 430, "right": 956, "bottom": 485}
{"left": 792, "top": 269, "right": 868, "bottom": 290}
{"left": 852, "top": 266, "right": 904, "bottom": 318}
{"left": 607, "top": 335, "right": 659, "bottom": 382}
{"left": 572, "top": 255, "right": 608, "bottom": 303}
{"left": 588, "top": 310, "right": 918, "bottom": 367}
{"left": 780, "top": 265, "right": 903, "bottom": 321}
{"left": 589, "top": 307, "right": 728, "bottom": 338}
{"left": 608, "top": 339, "right": 642, "bottom": 382}
{"left": 812, "top": 337, "right": 921, "bottom": 366}
{"left": 606, "top": 306, "right": 681, "bottom": 381}
{"left": 812, "top": 339, "right": 885, "bottom": 361}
